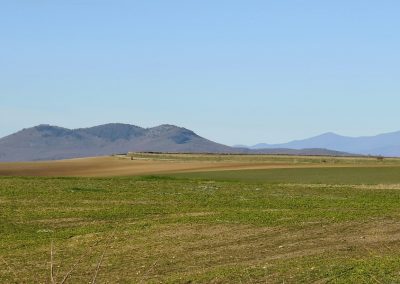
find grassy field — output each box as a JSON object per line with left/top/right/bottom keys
{"left": 1, "top": 154, "right": 400, "bottom": 283}
{"left": 171, "top": 166, "right": 400, "bottom": 184}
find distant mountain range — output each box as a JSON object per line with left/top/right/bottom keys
{"left": 241, "top": 131, "right": 400, "bottom": 157}
{"left": 0, "top": 124, "right": 352, "bottom": 162}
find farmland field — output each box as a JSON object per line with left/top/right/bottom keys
{"left": 1, "top": 154, "right": 400, "bottom": 283}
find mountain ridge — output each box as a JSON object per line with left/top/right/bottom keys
{"left": 0, "top": 123, "right": 234, "bottom": 161}
{"left": 0, "top": 124, "right": 354, "bottom": 162}
{"left": 245, "top": 130, "right": 400, "bottom": 157}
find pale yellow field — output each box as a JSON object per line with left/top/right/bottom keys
{"left": 0, "top": 153, "right": 397, "bottom": 177}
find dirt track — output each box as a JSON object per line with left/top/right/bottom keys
{"left": 0, "top": 156, "right": 354, "bottom": 177}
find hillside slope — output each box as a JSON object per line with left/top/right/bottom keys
{"left": 0, "top": 124, "right": 233, "bottom": 162}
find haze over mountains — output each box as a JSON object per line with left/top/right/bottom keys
{"left": 244, "top": 131, "right": 400, "bottom": 157}
{"left": 0, "top": 124, "right": 350, "bottom": 162}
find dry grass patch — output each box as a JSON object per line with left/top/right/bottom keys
{"left": 18, "top": 219, "right": 400, "bottom": 283}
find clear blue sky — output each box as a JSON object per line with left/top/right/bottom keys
{"left": 1, "top": 1, "right": 399, "bottom": 145}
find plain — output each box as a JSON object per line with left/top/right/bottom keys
{"left": 1, "top": 154, "right": 400, "bottom": 283}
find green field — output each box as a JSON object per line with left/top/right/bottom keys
{"left": 171, "top": 166, "right": 400, "bottom": 184}
{"left": 1, "top": 161, "right": 400, "bottom": 283}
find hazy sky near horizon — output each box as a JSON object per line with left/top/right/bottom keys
{"left": 1, "top": 1, "right": 400, "bottom": 145}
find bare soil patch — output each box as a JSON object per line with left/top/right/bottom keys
{"left": 0, "top": 156, "right": 367, "bottom": 177}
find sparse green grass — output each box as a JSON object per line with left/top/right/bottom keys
{"left": 1, "top": 159, "right": 400, "bottom": 283}
{"left": 171, "top": 166, "right": 400, "bottom": 184}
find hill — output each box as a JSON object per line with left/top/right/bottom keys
{"left": 0, "top": 124, "right": 233, "bottom": 162}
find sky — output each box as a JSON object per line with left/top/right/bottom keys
{"left": 1, "top": 0, "right": 400, "bottom": 145}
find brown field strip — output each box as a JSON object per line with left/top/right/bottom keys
{"left": 0, "top": 155, "right": 389, "bottom": 177}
